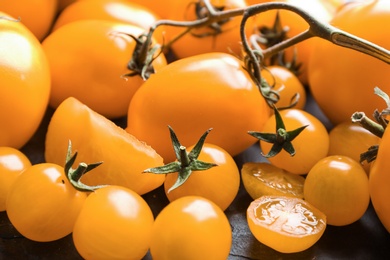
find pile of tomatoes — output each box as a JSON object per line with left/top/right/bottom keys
{"left": 1, "top": 0, "right": 390, "bottom": 259}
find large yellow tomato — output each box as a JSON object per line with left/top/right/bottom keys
{"left": 0, "top": 13, "right": 51, "bottom": 149}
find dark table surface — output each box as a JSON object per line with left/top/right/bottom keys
{"left": 1, "top": 95, "right": 390, "bottom": 260}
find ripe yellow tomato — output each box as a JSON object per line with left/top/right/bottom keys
{"left": 164, "top": 143, "right": 240, "bottom": 211}
{"left": 0, "top": 13, "right": 51, "bottom": 149}
{"left": 73, "top": 185, "right": 154, "bottom": 260}
{"left": 247, "top": 195, "right": 327, "bottom": 253}
{"left": 304, "top": 155, "right": 370, "bottom": 226}
{"left": 42, "top": 19, "right": 167, "bottom": 119}
{"left": 261, "top": 65, "right": 306, "bottom": 110}
{"left": 259, "top": 108, "right": 329, "bottom": 175}
{"left": 150, "top": 196, "right": 232, "bottom": 260}
{"left": 164, "top": 0, "right": 248, "bottom": 59}
{"left": 6, "top": 163, "right": 87, "bottom": 242}
{"left": 308, "top": 0, "right": 390, "bottom": 125}
{"left": 126, "top": 52, "right": 271, "bottom": 163}
{"left": 0, "top": 147, "right": 31, "bottom": 211}
{"left": 241, "top": 162, "right": 305, "bottom": 200}
{"left": 45, "top": 97, "right": 165, "bottom": 195}
{"left": 0, "top": 0, "right": 58, "bottom": 41}
{"left": 328, "top": 121, "right": 381, "bottom": 174}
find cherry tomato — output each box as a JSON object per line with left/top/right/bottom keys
{"left": 261, "top": 65, "right": 306, "bottom": 110}
{"left": 0, "top": 147, "right": 31, "bottom": 211}
{"left": 0, "top": 13, "right": 51, "bottom": 149}
{"left": 164, "top": 143, "right": 240, "bottom": 211}
{"left": 126, "top": 52, "right": 271, "bottom": 162}
{"left": 247, "top": 0, "right": 335, "bottom": 85}
{"left": 0, "top": 0, "right": 58, "bottom": 41}
{"left": 164, "top": 0, "right": 248, "bottom": 59}
{"left": 42, "top": 19, "right": 167, "bottom": 119}
{"left": 369, "top": 120, "right": 390, "bottom": 232}
{"left": 308, "top": 0, "right": 390, "bottom": 125}
{"left": 247, "top": 195, "right": 327, "bottom": 253}
{"left": 150, "top": 196, "right": 232, "bottom": 260}
{"left": 51, "top": 0, "right": 166, "bottom": 43}
{"left": 45, "top": 97, "right": 166, "bottom": 195}
{"left": 304, "top": 155, "right": 370, "bottom": 226}
{"left": 126, "top": 0, "right": 182, "bottom": 18}
{"left": 328, "top": 121, "right": 380, "bottom": 174}
{"left": 6, "top": 162, "right": 87, "bottom": 242}
{"left": 259, "top": 108, "right": 329, "bottom": 175}
{"left": 241, "top": 162, "right": 305, "bottom": 200}
{"left": 72, "top": 185, "right": 154, "bottom": 260}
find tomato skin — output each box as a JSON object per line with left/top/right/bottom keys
{"left": 260, "top": 108, "right": 329, "bottom": 175}
{"left": 72, "top": 185, "right": 154, "bottom": 260}
{"left": 0, "top": 13, "right": 51, "bottom": 149}
{"left": 150, "top": 196, "right": 232, "bottom": 260}
{"left": 369, "top": 124, "right": 390, "bottom": 232}
{"left": 164, "top": 143, "right": 240, "bottom": 211}
{"left": 0, "top": 0, "right": 58, "bottom": 41}
{"left": 0, "top": 147, "right": 31, "bottom": 211}
{"left": 308, "top": 0, "right": 390, "bottom": 125}
{"left": 42, "top": 19, "right": 167, "bottom": 119}
{"left": 126, "top": 52, "right": 271, "bottom": 162}
{"left": 6, "top": 163, "right": 87, "bottom": 242}
{"left": 304, "top": 155, "right": 370, "bottom": 226}
{"left": 165, "top": 0, "right": 248, "bottom": 59}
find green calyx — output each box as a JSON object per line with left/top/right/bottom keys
{"left": 248, "top": 106, "right": 307, "bottom": 158}
{"left": 143, "top": 126, "right": 217, "bottom": 193}
{"left": 65, "top": 140, "right": 105, "bottom": 192}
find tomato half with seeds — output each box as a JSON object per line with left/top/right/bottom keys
{"left": 150, "top": 196, "right": 232, "bottom": 260}
{"left": 247, "top": 195, "right": 327, "bottom": 253}
{"left": 126, "top": 52, "right": 271, "bottom": 162}
{"left": 73, "top": 185, "right": 154, "bottom": 260}
{"left": 6, "top": 163, "right": 87, "bottom": 242}
{"left": 0, "top": 147, "right": 31, "bottom": 211}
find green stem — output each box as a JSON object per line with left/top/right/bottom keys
{"left": 351, "top": 112, "right": 384, "bottom": 138}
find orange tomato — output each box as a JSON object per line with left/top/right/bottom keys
{"left": 126, "top": 52, "right": 271, "bottom": 162}
{"left": 6, "top": 162, "right": 87, "bottom": 242}
{"left": 52, "top": 0, "right": 166, "bottom": 43}
{"left": 164, "top": 0, "right": 248, "bottom": 59}
{"left": 247, "top": 195, "right": 327, "bottom": 253}
{"left": 150, "top": 196, "right": 232, "bottom": 260}
{"left": 125, "top": 0, "right": 182, "bottom": 18}
{"left": 259, "top": 108, "right": 329, "bottom": 175}
{"left": 247, "top": 0, "right": 335, "bottom": 85}
{"left": 73, "top": 185, "right": 154, "bottom": 260}
{"left": 164, "top": 143, "right": 240, "bottom": 211}
{"left": 42, "top": 19, "right": 167, "bottom": 118}
{"left": 308, "top": 0, "right": 390, "bottom": 125}
{"left": 328, "top": 121, "right": 381, "bottom": 174}
{"left": 0, "top": 0, "right": 58, "bottom": 41}
{"left": 261, "top": 65, "right": 306, "bottom": 110}
{"left": 0, "top": 147, "right": 31, "bottom": 211}
{"left": 45, "top": 97, "right": 165, "bottom": 195}
{"left": 0, "top": 13, "right": 51, "bottom": 149}
{"left": 304, "top": 155, "right": 370, "bottom": 226}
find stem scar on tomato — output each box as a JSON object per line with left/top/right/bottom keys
{"left": 248, "top": 106, "right": 307, "bottom": 158}
{"left": 65, "top": 140, "right": 106, "bottom": 192}
{"left": 143, "top": 125, "right": 217, "bottom": 193}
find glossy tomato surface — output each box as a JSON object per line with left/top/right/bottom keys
{"left": 42, "top": 19, "right": 167, "bottom": 118}
{"left": 308, "top": 0, "right": 390, "bottom": 125}
{"left": 6, "top": 163, "right": 87, "bottom": 242}
{"left": 0, "top": 13, "right": 51, "bottom": 149}
{"left": 73, "top": 185, "right": 154, "bottom": 260}
{"left": 164, "top": 143, "right": 240, "bottom": 211}
{"left": 126, "top": 52, "right": 271, "bottom": 162}
{"left": 150, "top": 196, "right": 232, "bottom": 260}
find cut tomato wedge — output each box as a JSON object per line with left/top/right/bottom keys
{"left": 247, "top": 195, "right": 327, "bottom": 253}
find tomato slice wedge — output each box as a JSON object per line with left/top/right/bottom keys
{"left": 247, "top": 195, "right": 327, "bottom": 253}
{"left": 241, "top": 162, "right": 305, "bottom": 200}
